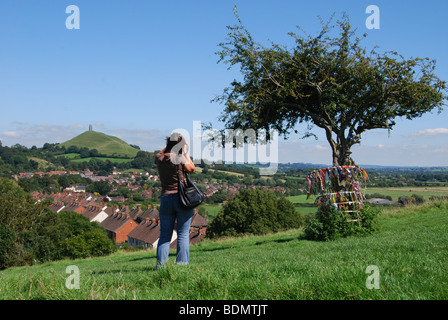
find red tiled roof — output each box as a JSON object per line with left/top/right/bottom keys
{"left": 127, "top": 219, "right": 160, "bottom": 244}
{"left": 81, "top": 206, "right": 103, "bottom": 221}
{"left": 191, "top": 212, "right": 208, "bottom": 227}
{"left": 170, "top": 232, "right": 205, "bottom": 250}
{"left": 60, "top": 203, "right": 85, "bottom": 213}
{"left": 99, "top": 213, "right": 133, "bottom": 232}
{"left": 137, "top": 207, "right": 159, "bottom": 222}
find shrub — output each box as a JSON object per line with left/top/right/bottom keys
{"left": 304, "top": 203, "right": 379, "bottom": 241}
{"left": 59, "top": 229, "right": 116, "bottom": 259}
{"left": 207, "top": 189, "right": 304, "bottom": 238}
{"left": 58, "top": 212, "right": 117, "bottom": 259}
{"left": 365, "top": 193, "right": 393, "bottom": 201}
{"left": 398, "top": 194, "right": 425, "bottom": 206}
{"left": 429, "top": 195, "right": 448, "bottom": 201}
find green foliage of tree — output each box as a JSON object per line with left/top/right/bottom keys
{"left": 58, "top": 216, "right": 116, "bottom": 259}
{"left": 0, "top": 224, "right": 16, "bottom": 270}
{"left": 215, "top": 9, "right": 447, "bottom": 166}
{"left": 205, "top": 189, "right": 228, "bottom": 204}
{"left": 132, "top": 192, "right": 144, "bottom": 202}
{"left": 86, "top": 180, "right": 112, "bottom": 196}
{"left": 208, "top": 189, "right": 304, "bottom": 238}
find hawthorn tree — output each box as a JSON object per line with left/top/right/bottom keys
{"left": 214, "top": 10, "right": 447, "bottom": 166}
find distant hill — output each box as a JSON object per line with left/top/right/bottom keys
{"left": 60, "top": 131, "right": 139, "bottom": 158}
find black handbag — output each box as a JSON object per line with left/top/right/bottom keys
{"left": 177, "top": 163, "right": 205, "bottom": 209}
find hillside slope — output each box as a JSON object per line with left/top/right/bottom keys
{"left": 60, "top": 131, "right": 139, "bottom": 158}
{"left": 0, "top": 201, "right": 447, "bottom": 300}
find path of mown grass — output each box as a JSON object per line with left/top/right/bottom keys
{"left": 0, "top": 201, "right": 447, "bottom": 300}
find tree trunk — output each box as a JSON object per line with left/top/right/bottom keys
{"left": 324, "top": 126, "right": 354, "bottom": 167}
{"left": 332, "top": 143, "right": 352, "bottom": 167}
{"left": 330, "top": 143, "right": 353, "bottom": 192}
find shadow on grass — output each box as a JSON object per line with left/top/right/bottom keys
{"left": 192, "top": 246, "right": 236, "bottom": 253}
{"left": 294, "top": 203, "right": 316, "bottom": 208}
{"left": 255, "top": 236, "right": 302, "bottom": 246}
{"left": 128, "top": 255, "right": 158, "bottom": 262}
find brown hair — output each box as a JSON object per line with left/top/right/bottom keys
{"left": 164, "top": 132, "right": 184, "bottom": 155}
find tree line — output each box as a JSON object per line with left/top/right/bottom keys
{"left": 0, "top": 141, "right": 155, "bottom": 176}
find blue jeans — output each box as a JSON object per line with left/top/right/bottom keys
{"left": 156, "top": 193, "right": 194, "bottom": 267}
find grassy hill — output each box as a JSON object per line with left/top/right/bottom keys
{"left": 60, "top": 131, "right": 139, "bottom": 158}
{"left": 0, "top": 201, "right": 447, "bottom": 300}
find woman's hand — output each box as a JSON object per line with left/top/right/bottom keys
{"left": 183, "top": 151, "right": 195, "bottom": 173}
{"left": 182, "top": 141, "right": 189, "bottom": 154}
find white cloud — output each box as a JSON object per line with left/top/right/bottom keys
{"left": 433, "top": 146, "right": 448, "bottom": 153}
{"left": 415, "top": 128, "right": 448, "bottom": 136}
{"left": 0, "top": 124, "right": 87, "bottom": 147}
{"left": 106, "top": 128, "right": 165, "bottom": 152}
{"left": 315, "top": 145, "right": 328, "bottom": 150}
{"left": 278, "top": 140, "right": 332, "bottom": 165}
{"left": 351, "top": 142, "right": 446, "bottom": 166}
{"left": 1, "top": 131, "right": 21, "bottom": 137}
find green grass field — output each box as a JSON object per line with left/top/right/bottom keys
{"left": 69, "top": 157, "right": 133, "bottom": 164}
{"left": 365, "top": 186, "right": 448, "bottom": 201}
{"left": 200, "top": 204, "right": 223, "bottom": 220}
{"left": 1, "top": 200, "right": 447, "bottom": 300}
{"left": 286, "top": 194, "right": 318, "bottom": 216}
{"left": 286, "top": 186, "right": 448, "bottom": 215}
{"left": 62, "top": 153, "right": 80, "bottom": 159}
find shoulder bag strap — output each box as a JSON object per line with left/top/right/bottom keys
{"left": 178, "top": 162, "right": 185, "bottom": 185}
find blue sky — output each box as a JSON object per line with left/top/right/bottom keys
{"left": 0, "top": 0, "right": 447, "bottom": 166}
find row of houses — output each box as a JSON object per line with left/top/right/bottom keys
{"left": 34, "top": 191, "right": 208, "bottom": 249}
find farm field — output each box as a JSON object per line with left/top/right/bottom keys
{"left": 60, "top": 153, "right": 134, "bottom": 164}
{"left": 286, "top": 194, "right": 318, "bottom": 216}
{"left": 63, "top": 153, "right": 81, "bottom": 159}
{"left": 69, "top": 157, "right": 133, "bottom": 164}
{"left": 365, "top": 187, "right": 448, "bottom": 201}
{"left": 1, "top": 200, "right": 447, "bottom": 300}
{"left": 200, "top": 204, "right": 223, "bottom": 220}
{"left": 285, "top": 186, "right": 448, "bottom": 216}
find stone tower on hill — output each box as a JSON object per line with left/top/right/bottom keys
{"left": 89, "top": 124, "right": 93, "bottom": 132}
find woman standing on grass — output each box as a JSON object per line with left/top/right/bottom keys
{"left": 155, "top": 132, "right": 195, "bottom": 268}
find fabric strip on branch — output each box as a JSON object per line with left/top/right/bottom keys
{"left": 304, "top": 166, "right": 368, "bottom": 198}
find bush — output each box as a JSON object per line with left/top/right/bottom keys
{"left": 398, "top": 194, "right": 425, "bottom": 206}
{"left": 207, "top": 189, "right": 304, "bottom": 238}
{"left": 58, "top": 212, "right": 117, "bottom": 259}
{"left": 365, "top": 193, "right": 393, "bottom": 201}
{"left": 304, "top": 204, "right": 379, "bottom": 241}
